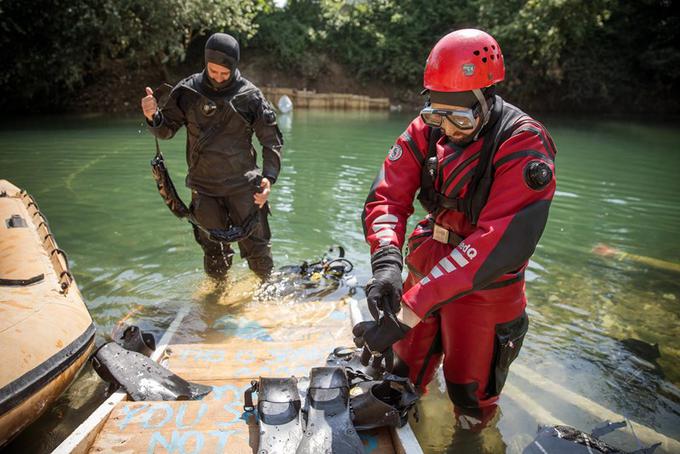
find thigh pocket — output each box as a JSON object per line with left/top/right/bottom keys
{"left": 486, "top": 311, "right": 529, "bottom": 397}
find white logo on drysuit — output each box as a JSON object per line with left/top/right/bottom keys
{"left": 372, "top": 213, "right": 398, "bottom": 247}
{"left": 388, "top": 144, "right": 402, "bottom": 161}
{"left": 371, "top": 214, "right": 399, "bottom": 246}
{"left": 419, "top": 241, "right": 477, "bottom": 286}
{"left": 458, "top": 241, "right": 478, "bottom": 259}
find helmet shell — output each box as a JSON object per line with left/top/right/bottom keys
{"left": 424, "top": 29, "right": 505, "bottom": 92}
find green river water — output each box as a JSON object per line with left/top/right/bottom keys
{"left": 1, "top": 110, "right": 679, "bottom": 453}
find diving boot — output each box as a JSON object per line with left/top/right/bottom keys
{"left": 349, "top": 374, "right": 419, "bottom": 430}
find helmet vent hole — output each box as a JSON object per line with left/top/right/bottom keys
{"left": 490, "top": 55, "right": 495, "bottom": 60}
{"left": 482, "top": 57, "right": 487, "bottom": 63}
{"left": 492, "top": 45, "right": 496, "bottom": 50}
{"left": 473, "top": 50, "right": 480, "bottom": 56}
{"left": 483, "top": 47, "right": 488, "bottom": 52}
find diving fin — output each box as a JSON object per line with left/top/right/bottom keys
{"left": 326, "top": 346, "right": 382, "bottom": 385}
{"left": 296, "top": 366, "right": 363, "bottom": 454}
{"left": 349, "top": 374, "right": 419, "bottom": 431}
{"left": 244, "top": 377, "right": 303, "bottom": 454}
{"left": 92, "top": 342, "right": 211, "bottom": 401}
{"left": 118, "top": 325, "right": 156, "bottom": 357}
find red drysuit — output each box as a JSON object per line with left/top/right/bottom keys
{"left": 362, "top": 97, "right": 556, "bottom": 415}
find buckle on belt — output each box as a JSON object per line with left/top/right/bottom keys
{"left": 433, "top": 223, "right": 450, "bottom": 244}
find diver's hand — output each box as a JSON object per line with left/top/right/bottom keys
{"left": 366, "top": 246, "right": 403, "bottom": 320}
{"left": 254, "top": 178, "right": 271, "bottom": 208}
{"left": 141, "top": 87, "right": 158, "bottom": 121}
{"left": 353, "top": 312, "right": 410, "bottom": 371}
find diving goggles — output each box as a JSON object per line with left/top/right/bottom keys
{"left": 420, "top": 106, "right": 478, "bottom": 130}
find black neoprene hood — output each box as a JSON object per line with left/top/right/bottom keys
{"left": 204, "top": 33, "right": 240, "bottom": 71}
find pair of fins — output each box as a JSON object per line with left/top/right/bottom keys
{"left": 248, "top": 367, "right": 364, "bottom": 454}
{"left": 249, "top": 350, "right": 420, "bottom": 454}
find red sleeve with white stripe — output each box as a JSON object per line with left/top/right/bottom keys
{"left": 362, "top": 118, "right": 430, "bottom": 254}
{"left": 402, "top": 126, "right": 557, "bottom": 319}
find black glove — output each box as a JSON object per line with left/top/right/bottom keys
{"left": 353, "top": 311, "right": 410, "bottom": 372}
{"left": 365, "top": 246, "right": 403, "bottom": 321}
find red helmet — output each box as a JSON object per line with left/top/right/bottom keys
{"left": 424, "top": 29, "right": 505, "bottom": 92}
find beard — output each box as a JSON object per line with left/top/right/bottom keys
{"left": 207, "top": 74, "right": 231, "bottom": 90}
{"left": 447, "top": 131, "right": 475, "bottom": 146}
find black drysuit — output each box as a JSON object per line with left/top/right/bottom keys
{"left": 148, "top": 68, "right": 283, "bottom": 279}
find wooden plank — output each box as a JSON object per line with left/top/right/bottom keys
{"left": 503, "top": 382, "right": 567, "bottom": 426}
{"left": 167, "top": 298, "right": 355, "bottom": 381}
{"left": 166, "top": 333, "right": 352, "bottom": 381}
{"left": 390, "top": 424, "right": 424, "bottom": 454}
{"left": 88, "top": 297, "right": 411, "bottom": 453}
{"left": 90, "top": 379, "right": 395, "bottom": 454}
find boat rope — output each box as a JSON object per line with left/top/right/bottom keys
{"left": 19, "top": 190, "right": 73, "bottom": 294}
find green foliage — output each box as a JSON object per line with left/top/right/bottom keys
{"left": 0, "top": 0, "right": 677, "bottom": 112}
{"left": 0, "top": 0, "right": 264, "bottom": 108}
{"left": 250, "top": 0, "right": 330, "bottom": 78}
{"left": 247, "top": 0, "right": 678, "bottom": 112}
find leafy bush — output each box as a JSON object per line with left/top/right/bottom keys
{"left": 1, "top": 0, "right": 677, "bottom": 112}
{"left": 0, "top": 0, "right": 264, "bottom": 109}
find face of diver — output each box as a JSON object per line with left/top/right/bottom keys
{"left": 431, "top": 102, "right": 481, "bottom": 145}
{"left": 206, "top": 62, "right": 232, "bottom": 85}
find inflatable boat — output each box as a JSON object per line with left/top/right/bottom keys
{"left": 0, "top": 179, "right": 95, "bottom": 446}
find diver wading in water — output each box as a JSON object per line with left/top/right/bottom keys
{"left": 356, "top": 28, "right": 557, "bottom": 440}
{"left": 141, "top": 33, "right": 282, "bottom": 280}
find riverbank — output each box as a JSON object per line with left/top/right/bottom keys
{"left": 65, "top": 53, "right": 416, "bottom": 115}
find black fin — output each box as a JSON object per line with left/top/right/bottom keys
{"left": 92, "top": 342, "right": 211, "bottom": 401}
{"left": 257, "top": 377, "right": 303, "bottom": 453}
{"left": 296, "top": 367, "right": 363, "bottom": 454}
{"left": 326, "top": 347, "right": 382, "bottom": 385}
{"left": 118, "top": 325, "right": 156, "bottom": 357}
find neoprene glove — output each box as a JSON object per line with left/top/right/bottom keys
{"left": 352, "top": 312, "right": 410, "bottom": 372}
{"left": 365, "top": 246, "right": 403, "bottom": 321}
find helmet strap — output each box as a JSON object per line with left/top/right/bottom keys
{"left": 471, "top": 88, "right": 491, "bottom": 142}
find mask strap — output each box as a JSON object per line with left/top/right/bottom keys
{"left": 472, "top": 89, "right": 489, "bottom": 120}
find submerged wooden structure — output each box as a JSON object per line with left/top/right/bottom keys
{"left": 55, "top": 298, "right": 422, "bottom": 453}
{"left": 261, "top": 87, "right": 390, "bottom": 110}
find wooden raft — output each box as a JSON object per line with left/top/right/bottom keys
{"left": 87, "top": 299, "right": 404, "bottom": 453}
